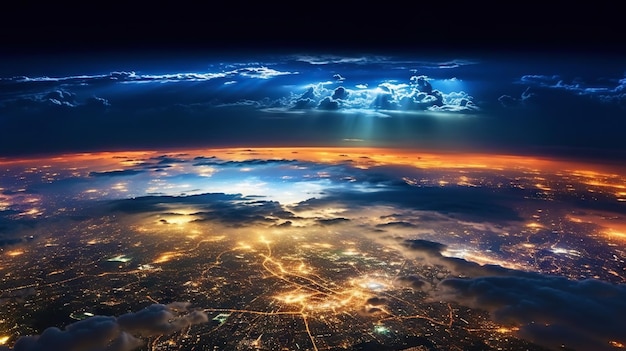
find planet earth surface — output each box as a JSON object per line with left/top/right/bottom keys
{"left": 1, "top": 51, "right": 625, "bottom": 351}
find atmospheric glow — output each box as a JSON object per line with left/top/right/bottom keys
{"left": 1, "top": 146, "right": 626, "bottom": 351}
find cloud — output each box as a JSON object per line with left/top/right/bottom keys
{"left": 287, "top": 75, "right": 477, "bottom": 113}
{"left": 331, "top": 86, "right": 348, "bottom": 100}
{"left": 108, "top": 193, "right": 299, "bottom": 227}
{"left": 1, "top": 302, "right": 207, "bottom": 351}
{"left": 2, "top": 66, "right": 297, "bottom": 87}
{"left": 294, "top": 185, "right": 522, "bottom": 223}
{"left": 365, "top": 296, "right": 388, "bottom": 306}
{"left": 438, "top": 275, "right": 626, "bottom": 351}
{"left": 515, "top": 73, "right": 626, "bottom": 107}
{"left": 375, "top": 221, "right": 417, "bottom": 229}
{"left": 294, "top": 55, "right": 375, "bottom": 65}
{"left": 317, "top": 96, "right": 340, "bottom": 110}
{"left": 315, "top": 217, "right": 350, "bottom": 225}
{"left": 88, "top": 170, "right": 145, "bottom": 177}
{"left": 393, "top": 275, "right": 427, "bottom": 290}
{"left": 393, "top": 238, "right": 626, "bottom": 351}
{"left": 117, "top": 302, "right": 208, "bottom": 336}
{"left": 1, "top": 89, "right": 110, "bottom": 111}
{"left": 333, "top": 73, "right": 345, "bottom": 82}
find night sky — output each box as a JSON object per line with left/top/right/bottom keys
{"left": 1, "top": 2, "right": 624, "bottom": 161}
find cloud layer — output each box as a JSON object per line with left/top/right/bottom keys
{"left": 285, "top": 75, "right": 478, "bottom": 113}
{"left": 0, "top": 302, "right": 207, "bottom": 351}
{"left": 399, "top": 238, "right": 626, "bottom": 351}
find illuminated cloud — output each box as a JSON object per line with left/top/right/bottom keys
{"left": 0, "top": 302, "right": 207, "bottom": 351}
{"left": 333, "top": 74, "right": 345, "bottom": 82}
{"left": 498, "top": 87, "right": 534, "bottom": 107}
{"left": 0, "top": 66, "right": 297, "bottom": 86}
{"left": 108, "top": 193, "right": 299, "bottom": 227}
{"left": 515, "top": 73, "right": 626, "bottom": 107}
{"left": 294, "top": 55, "right": 376, "bottom": 65}
{"left": 287, "top": 74, "right": 477, "bottom": 113}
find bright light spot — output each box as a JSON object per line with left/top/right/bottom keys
{"left": 107, "top": 255, "right": 132, "bottom": 263}
{"left": 153, "top": 252, "right": 181, "bottom": 264}
{"left": 374, "top": 325, "right": 390, "bottom": 334}
{"left": 550, "top": 247, "right": 581, "bottom": 256}
{"left": 236, "top": 242, "right": 253, "bottom": 251}
{"left": 610, "top": 340, "right": 625, "bottom": 348}
{"left": 526, "top": 222, "right": 544, "bottom": 229}
{"left": 496, "top": 327, "right": 519, "bottom": 334}
{"left": 342, "top": 249, "right": 359, "bottom": 256}
{"left": 111, "top": 183, "right": 128, "bottom": 192}
{"left": 6, "top": 250, "right": 24, "bottom": 257}
{"left": 605, "top": 229, "right": 626, "bottom": 241}
{"left": 196, "top": 166, "right": 217, "bottom": 177}
{"left": 364, "top": 281, "right": 384, "bottom": 291}
{"left": 19, "top": 208, "right": 42, "bottom": 217}
{"left": 443, "top": 248, "right": 525, "bottom": 270}
{"left": 0, "top": 336, "right": 9, "bottom": 345}
{"left": 276, "top": 292, "right": 309, "bottom": 304}
{"left": 535, "top": 183, "right": 552, "bottom": 191}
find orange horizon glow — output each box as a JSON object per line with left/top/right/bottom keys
{"left": 1, "top": 147, "right": 625, "bottom": 175}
